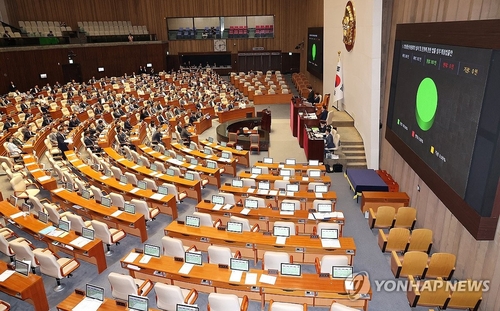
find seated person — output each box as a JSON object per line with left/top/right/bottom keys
{"left": 5, "top": 137, "right": 24, "bottom": 156}
{"left": 318, "top": 105, "right": 328, "bottom": 121}
{"left": 3, "top": 117, "right": 15, "bottom": 131}
{"left": 68, "top": 115, "right": 81, "bottom": 129}
{"left": 117, "top": 128, "right": 136, "bottom": 151}
{"left": 324, "top": 127, "right": 336, "bottom": 152}
{"left": 83, "top": 131, "right": 102, "bottom": 153}
{"left": 318, "top": 121, "right": 327, "bottom": 133}
{"left": 123, "top": 119, "right": 133, "bottom": 131}
{"left": 96, "top": 119, "right": 106, "bottom": 133}
{"left": 313, "top": 92, "right": 321, "bottom": 103}
{"left": 180, "top": 125, "right": 192, "bottom": 145}
{"left": 42, "top": 113, "right": 53, "bottom": 127}
{"left": 188, "top": 112, "right": 198, "bottom": 125}
{"left": 151, "top": 129, "right": 163, "bottom": 145}
{"left": 21, "top": 125, "right": 35, "bottom": 141}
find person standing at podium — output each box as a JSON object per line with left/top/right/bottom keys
{"left": 306, "top": 86, "right": 315, "bottom": 103}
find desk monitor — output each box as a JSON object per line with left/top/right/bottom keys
{"left": 332, "top": 266, "right": 353, "bottom": 279}
{"left": 286, "top": 183, "right": 299, "bottom": 192}
{"left": 38, "top": 211, "right": 48, "bottom": 224}
{"left": 164, "top": 150, "right": 170, "bottom": 157}
{"left": 245, "top": 198, "right": 258, "bottom": 209}
{"left": 185, "top": 172, "right": 195, "bottom": 181}
{"left": 153, "top": 145, "right": 161, "bottom": 152}
{"left": 251, "top": 167, "right": 262, "bottom": 175}
{"left": 285, "top": 158, "right": 296, "bottom": 165}
{"left": 119, "top": 175, "right": 128, "bottom": 184}
{"left": 9, "top": 194, "right": 17, "bottom": 206}
{"left": 280, "top": 169, "right": 292, "bottom": 177}
{"left": 308, "top": 159, "right": 320, "bottom": 166}
{"left": 207, "top": 161, "right": 216, "bottom": 169}
{"left": 221, "top": 151, "right": 231, "bottom": 159}
{"left": 309, "top": 170, "right": 322, "bottom": 178}
{"left": 317, "top": 203, "right": 333, "bottom": 213}
{"left": 104, "top": 169, "right": 113, "bottom": 177}
{"left": 137, "top": 159, "right": 143, "bottom": 166}
{"left": 273, "top": 226, "right": 290, "bottom": 237}
{"left": 66, "top": 182, "right": 74, "bottom": 192}
{"left": 185, "top": 215, "right": 200, "bottom": 228}
{"left": 101, "top": 196, "right": 111, "bottom": 207}
{"left": 143, "top": 244, "right": 161, "bottom": 258}
{"left": 221, "top": 141, "right": 227, "bottom": 147}
{"left": 226, "top": 221, "right": 243, "bottom": 233}
{"left": 128, "top": 295, "right": 149, "bottom": 311}
{"left": 315, "top": 184, "right": 328, "bottom": 193}
{"left": 232, "top": 179, "right": 243, "bottom": 188}
{"left": 92, "top": 163, "right": 101, "bottom": 171}
{"left": 263, "top": 157, "right": 273, "bottom": 164}
{"left": 124, "top": 202, "right": 136, "bottom": 214}
{"left": 236, "top": 145, "right": 243, "bottom": 151}
{"left": 22, "top": 202, "right": 31, "bottom": 215}
{"left": 258, "top": 181, "right": 270, "bottom": 190}
{"left": 137, "top": 180, "right": 147, "bottom": 190}
{"left": 230, "top": 258, "right": 249, "bottom": 272}
{"left": 81, "top": 189, "right": 91, "bottom": 200}
{"left": 281, "top": 202, "right": 295, "bottom": 212}
{"left": 176, "top": 154, "right": 184, "bottom": 162}
{"left": 58, "top": 219, "right": 70, "bottom": 232}
{"left": 208, "top": 137, "right": 214, "bottom": 143}
{"left": 166, "top": 168, "right": 175, "bottom": 176}
{"left": 14, "top": 260, "right": 30, "bottom": 276}
{"left": 82, "top": 227, "right": 94, "bottom": 240}
{"left": 176, "top": 304, "right": 199, "bottom": 311}
{"left": 150, "top": 163, "right": 157, "bottom": 171}
{"left": 86, "top": 284, "right": 104, "bottom": 301}
{"left": 280, "top": 263, "right": 301, "bottom": 276}
{"left": 185, "top": 251, "right": 202, "bottom": 265}
{"left": 321, "top": 228, "right": 339, "bottom": 239}
{"left": 203, "top": 147, "right": 211, "bottom": 155}
{"left": 158, "top": 186, "right": 169, "bottom": 195}
{"left": 212, "top": 195, "right": 225, "bottom": 205}
{"left": 190, "top": 158, "right": 198, "bottom": 166}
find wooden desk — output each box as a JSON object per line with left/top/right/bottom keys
{"left": 218, "top": 107, "right": 255, "bottom": 123}
{"left": 0, "top": 201, "right": 107, "bottom": 274}
{"left": 238, "top": 172, "right": 332, "bottom": 191}
{"left": 194, "top": 116, "right": 212, "bottom": 134}
{"left": 65, "top": 151, "right": 178, "bottom": 218}
{"left": 253, "top": 93, "right": 292, "bottom": 105}
{"left": 104, "top": 147, "right": 202, "bottom": 202}
{"left": 200, "top": 139, "right": 250, "bottom": 167}
{"left": 195, "top": 201, "right": 343, "bottom": 235}
{"left": 298, "top": 114, "right": 319, "bottom": 148}
{"left": 290, "top": 99, "right": 316, "bottom": 137}
{"left": 23, "top": 155, "right": 58, "bottom": 190}
{"left": 137, "top": 144, "right": 221, "bottom": 188}
{"left": 120, "top": 252, "right": 370, "bottom": 310}
{"left": 253, "top": 161, "right": 327, "bottom": 173}
{"left": 0, "top": 261, "right": 49, "bottom": 311}
{"left": 57, "top": 292, "right": 161, "bottom": 311}
{"left": 164, "top": 222, "right": 355, "bottom": 264}
{"left": 360, "top": 191, "right": 410, "bottom": 213}
{"left": 303, "top": 128, "right": 325, "bottom": 162}
{"left": 51, "top": 188, "right": 148, "bottom": 242}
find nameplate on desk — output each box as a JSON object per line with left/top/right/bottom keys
{"left": 319, "top": 273, "right": 330, "bottom": 278}
{"left": 267, "top": 269, "right": 279, "bottom": 275}
{"left": 174, "top": 256, "right": 184, "bottom": 262}
{"left": 218, "top": 264, "right": 228, "bottom": 269}
{"left": 177, "top": 220, "right": 185, "bottom": 225}
{"left": 116, "top": 301, "right": 126, "bottom": 307}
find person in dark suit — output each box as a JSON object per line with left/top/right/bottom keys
{"left": 117, "top": 128, "right": 136, "bottom": 150}
{"left": 68, "top": 115, "right": 81, "bottom": 128}
{"left": 21, "top": 125, "right": 35, "bottom": 141}
{"left": 124, "top": 119, "right": 133, "bottom": 131}
{"left": 42, "top": 114, "right": 53, "bottom": 127}
{"left": 152, "top": 129, "right": 163, "bottom": 145}
{"left": 3, "top": 117, "right": 15, "bottom": 131}
{"left": 83, "top": 131, "right": 102, "bottom": 153}
{"left": 313, "top": 92, "right": 321, "bottom": 103}
{"left": 8, "top": 81, "right": 16, "bottom": 92}
{"left": 180, "top": 125, "right": 192, "bottom": 145}
{"left": 306, "top": 86, "right": 315, "bottom": 103}
{"left": 175, "top": 121, "right": 183, "bottom": 134}
{"left": 318, "top": 105, "right": 328, "bottom": 121}
{"left": 324, "top": 127, "right": 336, "bottom": 152}
{"left": 56, "top": 126, "right": 69, "bottom": 159}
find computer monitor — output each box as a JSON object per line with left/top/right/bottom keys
{"left": 185, "top": 251, "right": 202, "bottom": 265}
{"left": 332, "top": 266, "right": 353, "bottom": 279}
{"left": 230, "top": 258, "right": 250, "bottom": 272}
{"left": 251, "top": 167, "right": 262, "bottom": 175}
{"left": 308, "top": 159, "right": 320, "bottom": 166}
{"left": 176, "top": 304, "right": 199, "bottom": 311}
{"left": 317, "top": 203, "right": 333, "bottom": 213}
{"left": 286, "top": 183, "right": 299, "bottom": 192}
{"left": 212, "top": 195, "right": 225, "bottom": 205}
{"left": 38, "top": 211, "right": 48, "bottom": 224}
{"left": 92, "top": 163, "right": 101, "bottom": 171}
{"left": 315, "top": 184, "right": 328, "bottom": 193}
{"left": 245, "top": 199, "right": 258, "bottom": 209}
{"left": 285, "top": 158, "right": 296, "bottom": 165}
{"left": 58, "top": 219, "right": 70, "bottom": 232}
{"left": 207, "top": 161, "right": 216, "bottom": 169}
{"left": 166, "top": 168, "right": 175, "bottom": 176}
{"left": 150, "top": 163, "right": 157, "bottom": 171}
{"left": 273, "top": 226, "right": 290, "bottom": 237}
{"left": 321, "top": 228, "right": 339, "bottom": 239}
{"left": 280, "top": 169, "right": 292, "bottom": 177}
{"left": 128, "top": 295, "right": 149, "bottom": 311}
{"left": 124, "top": 202, "right": 136, "bottom": 214}
{"left": 221, "top": 151, "right": 231, "bottom": 159}
{"left": 220, "top": 141, "right": 227, "bottom": 147}
{"left": 22, "top": 203, "right": 31, "bottom": 215}
{"left": 105, "top": 169, "right": 113, "bottom": 177}
{"left": 9, "top": 195, "right": 17, "bottom": 206}
{"left": 203, "top": 147, "right": 211, "bottom": 154}
{"left": 263, "top": 157, "right": 273, "bottom": 164}
{"left": 208, "top": 137, "right": 214, "bottom": 143}
{"left": 280, "top": 263, "right": 301, "bottom": 276}
{"left": 82, "top": 189, "right": 91, "bottom": 200}
{"left": 158, "top": 186, "right": 169, "bottom": 195}
{"left": 153, "top": 145, "right": 161, "bottom": 152}
{"left": 137, "top": 180, "right": 147, "bottom": 190}
{"left": 258, "top": 181, "right": 270, "bottom": 190}
{"left": 86, "top": 284, "right": 104, "bottom": 301}
{"left": 226, "top": 221, "right": 243, "bottom": 233}
{"left": 185, "top": 215, "right": 200, "bottom": 227}
{"left": 190, "top": 158, "right": 198, "bottom": 166}
{"left": 66, "top": 182, "right": 74, "bottom": 192}
{"left": 232, "top": 179, "right": 243, "bottom": 188}
{"left": 281, "top": 202, "right": 295, "bottom": 212}
{"left": 119, "top": 175, "right": 128, "bottom": 184}
{"left": 101, "top": 196, "right": 111, "bottom": 207}
{"left": 185, "top": 172, "right": 195, "bottom": 181}
{"left": 176, "top": 154, "right": 184, "bottom": 161}
{"left": 137, "top": 159, "right": 143, "bottom": 166}
{"left": 143, "top": 244, "right": 161, "bottom": 258}
{"left": 14, "top": 260, "right": 29, "bottom": 276}
{"left": 82, "top": 227, "right": 95, "bottom": 240}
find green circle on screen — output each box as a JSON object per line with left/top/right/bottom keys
{"left": 312, "top": 44, "right": 317, "bottom": 61}
{"left": 415, "top": 77, "right": 438, "bottom": 131}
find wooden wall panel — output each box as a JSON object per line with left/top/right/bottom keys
{"left": 379, "top": 1, "right": 500, "bottom": 310}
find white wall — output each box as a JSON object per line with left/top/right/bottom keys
{"left": 324, "top": 0, "right": 382, "bottom": 169}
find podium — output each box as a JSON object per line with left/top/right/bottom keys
{"left": 260, "top": 109, "right": 271, "bottom": 132}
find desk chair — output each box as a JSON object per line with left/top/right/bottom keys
{"left": 131, "top": 199, "right": 159, "bottom": 224}
{"left": 393, "top": 207, "right": 417, "bottom": 230}
{"left": 227, "top": 132, "right": 238, "bottom": 148}
{"left": 273, "top": 221, "right": 298, "bottom": 235}
{"left": 330, "top": 302, "right": 361, "bottom": 311}
{"left": 65, "top": 213, "right": 92, "bottom": 234}
{"left": 2, "top": 163, "right": 33, "bottom": 186}
{"left": 0, "top": 228, "right": 17, "bottom": 240}
{"left": 314, "top": 222, "right": 342, "bottom": 237}
{"left": 125, "top": 172, "right": 139, "bottom": 186}
{"left": 307, "top": 182, "right": 325, "bottom": 191}
{"left": 109, "top": 193, "right": 125, "bottom": 209}
{"left": 246, "top": 196, "right": 265, "bottom": 208}
{"left": 241, "top": 178, "right": 256, "bottom": 188}
{"left": 207, "top": 245, "right": 242, "bottom": 265}
{"left": 162, "top": 183, "right": 187, "bottom": 203}
{"left": 423, "top": 253, "right": 456, "bottom": 280}
{"left": 368, "top": 206, "right": 396, "bottom": 229}
{"left": 108, "top": 272, "right": 153, "bottom": 301}
{"left": 9, "top": 240, "right": 52, "bottom": 274}
{"left": 10, "top": 175, "right": 40, "bottom": 202}
{"left": 74, "top": 179, "right": 90, "bottom": 196}
{"left": 110, "top": 166, "right": 123, "bottom": 179}
{"left": 0, "top": 156, "right": 24, "bottom": 174}
{"left": 263, "top": 251, "right": 292, "bottom": 271}
{"left": 207, "top": 160, "right": 224, "bottom": 174}
{"left": 154, "top": 283, "right": 198, "bottom": 311}
{"left": 91, "top": 219, "right": 126, "bottom": 256}
{"left": 446, "top": 279, "right": 483, "bottom": 311}
{"left": 255, "top": 166, "right": 269, "bottom": 174}
{"left": 192, "top": 212, "right": 222, "bottom": 228}
{"left": 390, "top": 250, "right": 428, "bottom": 278}
{"left": 0, "top": 300, "right": 10, "bottom": 311}
{"left": 153, "top": 161, "right": 167, "bottom": 173}
{"left": 28, "top": 195, "right": 55, "bottom": 215}
{"left": 188, "top": 171, "right": 209, "bottom": 188}
{"left": 207, "top": 293, "right": 248, "bottom": 311}
{"left": 44, "top": 203, "right": 72, "bottom": 225}
{"left": 249, "top": 134, "right": 260, "bottom": 154}
{"left": 313, "top": 199, "right": 335, "bottom": 211}
{"left": 0, "top": 235, "right": 29, "bottom": 262}
{"left": 139, "top": 155, "right": 150, "bottom": 168}
{"left": 142, "top": 178, "right": 158, "bottom": 191}
{"left": 325, "top": 133, "right": 340, "bottom": 155}
{"left": 229, "top": 216, "right": 260, "bottom": 232}
{"left": 90, "top": 185, "right": 107, "bottom": 203}
{"left": 274, "top": 180, "right": 289, "bottom": 190}
{"left": 406, "top": 228, "right": 433, "bottom": 254}
{"left": 217, "top": 192, "right": 237, "bottom": 205}
{"left": 161, "top": 236, "right": 197, "bottom": 258}
{"left": 269, "top": 300, "right": 307, "bottom": 311}
{"left": 189, "top": 142, "right": 199, "bottom": 150}
{"left": 169, "top": 166, "right": 183, "bottom": 177}
{"left": 314, "top": 255, "right": 350, "bottom": 274}
{"left": 131, "top": 150, "right": 141, "bottom": 163}
{"left": 378, "top": 228, "right": 410, "bottom": 253}
{"left": 407, "top": 276, "right": 450, "bottom": 309}
{"left": 282, "top": 199, "right": 301, "bottom": 211}
{"left": 33, "top": 249, "right": 80, "bottom": 292}
{"left": 204, "top": 146, "right": 215, "bottom": 155}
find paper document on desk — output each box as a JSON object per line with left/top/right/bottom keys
{"left": 257, "top": 189, "right": 268, "bottom": 195}
{"left": 0, "top": 270, "right": 15, "bottom": 282}
{"left": 179, "top": 263, "right": 194, "bottom": 275}
{"left": 111, "top": 210, "right": 123, "bottom": 217}
{"left": 212, "top": 204, "right": 223, "bottom": 210}
{"left": 268, "top": 190, "right": 278, "bottom": 196}
{"left": 321, "top": 239, "right": 341, "bottom": 248}
{"left": 188, "top": 165, "right": 197, "bottom": 169}
{"left": 132, "top": 165, "right": 140, "bottom": 169}
{"left": 315, "top": 193, "right": 323, "bottom": 198}
{"left": 250, "top": 174, "right": 258, "bottom": 179}
{"left": 278, "top": 164, "right": 284, "bottom": 169}
{"left": 130, "top": 188, "right": 140, "bottom": 194}
{"left": 77, "top": 164, "right": 86, "bottom": 169}
{"left": 279, "top": 211, "right": 294, "bottom": 216}
{"left": 308, "top": 213, "right": 315, "bottom": 220}
{"left": 286, "top": 191, "right": 294, "bottom": 197}
{"left": 47, "top": 228, "right": 65, "bottom": 237}
{"left": 53, "top": 188, "right": 64, "bottom": 193}
{"left": 182, "top": 148, "right": 191, "bottom": 153}
{"left": 205, "top": 155, "right": 213, "bottom": 159}
{"left": 39, "top": 226, "right": 56, "bottom": 235}
{"left": 313, "top": 212, "right": 336, "bottom": 220}
{"left": 223, "top": 204, "right": 233, "bottom": 210}
{"left": 139, "top": 255, "right": 152, "bottom": 264}
{"left": 150, "top": 193, "right": 165, "bottom": 200}
{"left": 100, "top": 176, "right": 109, "bottom": 180}
{"left": 38, "top": 175, "right": 51, "bottom": 182}
{"left": 259, "top": 274, "right": 277, "bottom": 285}
{"left": 244, "top": 273, "right": 257, "bottom": 285}
{"left": 70, "top": 236, "right": 91, "bottom": 248}
{"left": 10, "top": 211, "right": 26, "bottom": 219}
{"left": 283, "top": 177, "right": 290, "bottom": 181}
{"left": 72, "top": 297, "right": 103, "bottom": 311}
{"left": 302, "top": 177, "right": 309, "bottom": 182}
{"left": 229, "top": 270, "right": 243, "bottom": 283}
{"left": 246, "top": 188, "right": 255, "bottom": 194}
{"left": 275, "top": 237, "right": 287, "bottom": 245}
{"left": 240, "top": 208, "right": 251, "bottom": 215}
{"left": 124, "top": 252, "right": 140, "bottom": 263}
{"left": 117, "top": 158, "right": 125, "bottom": 162}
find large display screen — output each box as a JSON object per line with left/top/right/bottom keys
{"left": 307, "top": 27, "right": 323, "bottom": 79}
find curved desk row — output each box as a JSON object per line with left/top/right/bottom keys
{"left": 200, "top": 139, "right": 250, "bottom": 167}
{"left": 238, "top": 172, "right": 332, "bottom": 191}
{"left": 215, "top": 118, "right": 270, "bottom": 151}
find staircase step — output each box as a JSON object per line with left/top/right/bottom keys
{"left": 332, "top": 120, "right": 354, "bottom": 128}
{"left": 346, "top": 155, "right": 367, "bottom": 162}
{"left": 346, "top": 161, "right": 368, "bottom": 169}
{"left": 343, "top": 150, "right": 365, "bottom": 156}
{"left": 342, "top": 145, "right": 365, "bottom": 151}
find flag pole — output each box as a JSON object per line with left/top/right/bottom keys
{"left": 335, "top": 51, "right": 341, "bottom": 111}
